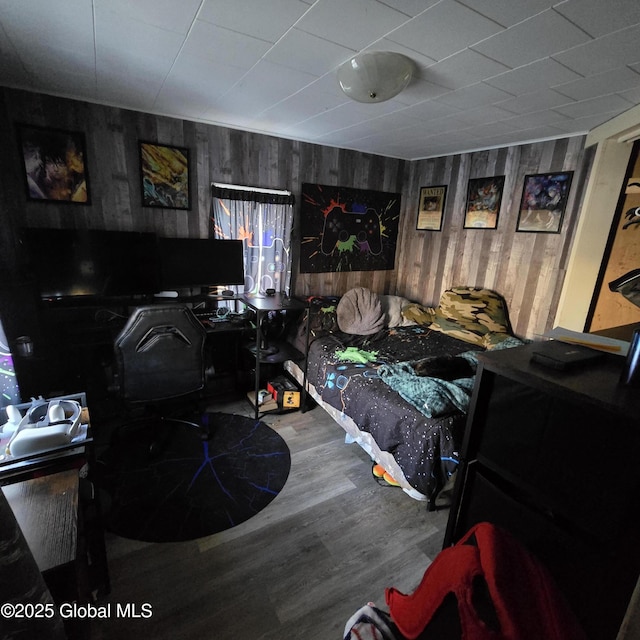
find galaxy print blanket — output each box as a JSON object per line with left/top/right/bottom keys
{"left": 303, "top": 325, "right": 484, "bottom": 500}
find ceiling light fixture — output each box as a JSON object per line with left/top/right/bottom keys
{"left": 337, "top": 51, "right": 414, "bottom": 104}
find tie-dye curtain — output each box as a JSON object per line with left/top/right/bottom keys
{"left": 210, "top": 185, "right": 295, "bottom": 296}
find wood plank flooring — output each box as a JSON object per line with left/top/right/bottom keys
{"left": 89, "top": 399, "right": 449, "bottom": 640}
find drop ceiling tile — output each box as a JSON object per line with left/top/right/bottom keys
{"left": 553, "top": 24, "right": 640, "bottom": 76}
{"left": 96, "top": 0, "right": 202, "bottom": 35}
{"left": 35, "top": 68, "right": 98, "bottom": 103}
{"left": 549, "top": 110, "right": 622, "bottom": 133}
{"left": 553, "top": 93, "right": 634, "bottom": 119}
{"left": 485, "top": 58, "right": 583, "bottom": 96}
{"left": 95, "top": 9, "right": 184, "bottom": 68}
{"left": 19, "top": 42, "right": 95, "bottom": 81}
{"left": 154, "top": 54, "right": 247, "bottom": 117}
{"left": 214, "top": 60, "right": 317, "bottom": 117}
{"left": 554, "top": 0, "right": 640, "bottom": 38}
{"left": 619, "top": 85, "right": 640, "bottom": 105}
{"left": 497, "top": 88, "right": 574, "bottom": 115}
{"left": 96, "top": 75, "right": 160, "bottom": 112}
{"left": 376, "top": 0, "right": 439, "bottom": 18}
{"left": 454, "top": 104, "right": 521, "bottom": 126}
{"left": 387, "top": 0, "right": 503, "bottom": 61}
{"left": 472, "top": 9, "right": 591, "bottom": 69}
{"left": 260, "top": 88, "right": 348, "bottom": 127}
{"left": 503, "top": 109, "right": 571, "bottom": 129}
{"left": 182, "top": 20, "right": 272, "bottom": 69}
{"left": 198, "top": 0, "right": 309, "bottom": 42}
{"left": 264, "top": 28, "right": 354, "bottom": 76}
{"left": 434, "top": 83, "right": 513, "bottom": 110}
{"left": 456, "top": 0, "right": 553, "bottom": 28}
{"left": 553, "top": 67, "right": 640, "bottom": 101}
{"left": 401, "top": 99, "right": 462, "bottom": 122}
{"left": 364, "top": 38, "right": 438, "bottom": 67}
{"left": 426, "top": 50, "right": 510, "bottom": 91}
{"left": 470, "top": 119, "right": 522, "bottom": 139}
{"left": 555, "top": 94, "right": 633, "bottom": 118}
{"left": 288, "top": 102, "right": 388, "bottom": 137}
{"left": 0, "top": 0, "right": 94, "bottom": 53}
{"left": 295, "top": 0, "right": 410, "bottom": 50}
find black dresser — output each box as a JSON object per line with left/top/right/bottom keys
{"left": 444, "top": 342, "right": 640, "bottom": 640}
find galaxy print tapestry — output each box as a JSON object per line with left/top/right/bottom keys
{"left": 300, "top": 183, "right": 401, "bottom": 273}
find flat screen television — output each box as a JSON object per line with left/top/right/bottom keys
{"left": 158, "top": 238, "right": 245, "bottom": 290}
{"left": 22, "top": 228, "right": 160, "bottom": 299}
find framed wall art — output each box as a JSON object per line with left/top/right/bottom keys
{"left": 516, "top": 171, "right": 573, "bottom": 233}
{"left": 139, "top": 141, "right": 190, "bottom": 210}
{"left": 416, "top": 185, "right": 447, "bottom": 231}
{"left": 17, "top": 124, "right": 90, "bottom": 203}
{"left": 463, "top": 175, "right": 504, "bottom": 229}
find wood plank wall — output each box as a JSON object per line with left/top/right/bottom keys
{"left": 398, "top": 138, "right": 594, "bottom": 339}
{"left": 0, "top": 88, "right": 594, "bottom": 342}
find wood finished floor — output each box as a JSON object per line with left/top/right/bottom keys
{"left": 89, "top": 399, "right": 449, "bottom": 640}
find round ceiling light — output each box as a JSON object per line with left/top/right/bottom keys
{"left": 337, "top": 51, "right": 414, "bottom": 103}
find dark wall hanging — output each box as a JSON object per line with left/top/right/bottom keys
{"left": 139, "top": 141, "right": 190, "bottom": 210}
{"left": 516, "top": 171, "right": 573, "bottom": 233}
{"left": 17, "top": 124, "right": 90, "bottom": 204}
{"left": 300, "top": 183, "right": 401, "bottom": 273}
{"left": 463, "top": 175, "right": 505, "bottom": 229}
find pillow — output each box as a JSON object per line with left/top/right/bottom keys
{"left": 337, "top": 287, "right": 385, "bottom": 335}
{"left": 402, "top": 303, "right": 436, "bottom": 326}
{"left": 429, "top": 287, "right": 511, "bottom": 347}
{"left": 379, "top": 295, "right": 416, "bottom": 327}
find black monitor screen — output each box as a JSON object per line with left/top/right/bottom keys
{"left": 22, "top": 228, "right": 160, "bottom": 299}
{"left": 159, "top": 238, "right": 245, "bottom": 290}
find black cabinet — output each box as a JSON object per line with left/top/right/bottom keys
{"left": 445, "top": 342, "right": 640, "bottom": 640}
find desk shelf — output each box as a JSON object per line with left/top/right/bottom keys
{"left": 241, "top": 294, "right": 310, "bottom": 419}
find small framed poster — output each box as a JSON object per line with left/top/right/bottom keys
{"left": 139, "top": 141, "right": 190, "bottom": 210}
{"left": 17, "top": 124, "right": 90, "bottom": 203}
{"left": 416, "top": 185, "right": 447, "bottom": 231}
{"left": 463, "top": 175, "right": 505, "bottom": 230}
{"left": 516, "top": 171, "right": 573, "bottom": 233}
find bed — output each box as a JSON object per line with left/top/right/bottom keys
{"left": 285, "top": 286, "right": 523, "bottom": 510}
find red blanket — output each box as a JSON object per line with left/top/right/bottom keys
{"left": 386, "top": 522, "right": 586, "bottom": 640}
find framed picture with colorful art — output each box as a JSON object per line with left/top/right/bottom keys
{"left": 416, "top": 185, "right": 447, "bottom": 231}
{"left": 139, "top": 141, "right": 191, "bottom": 210}
{"left": 516, "top": 171, "right": 573, "bottom": 233}
{"left": 17, "top": 124, "right": 91, "bottom": 203}
{"left": 463, "top": 175, "right": 504, "bottom": 229}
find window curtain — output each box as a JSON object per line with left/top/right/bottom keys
{"left": 210, "top": 185, "right": 295, "bottom": 296}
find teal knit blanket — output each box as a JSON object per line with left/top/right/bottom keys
{"left": 377, "top": 352, "right": 478, "bottom": 419}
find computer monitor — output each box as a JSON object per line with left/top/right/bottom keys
{"left": 22, "top": 228, "right": 160, "bottom": 299}
{"left": 158, "top": 238, "right": 245, "bottom": 290}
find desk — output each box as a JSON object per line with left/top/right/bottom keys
{"left": 3, "top": 470, "right": 96, "bottom": 639}
{"left": 3, "top": 469, "right": 78, "bottom": 574}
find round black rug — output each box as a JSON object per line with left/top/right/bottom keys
{"left": 97, "top": 412, "right": 291, "bottom": 542}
